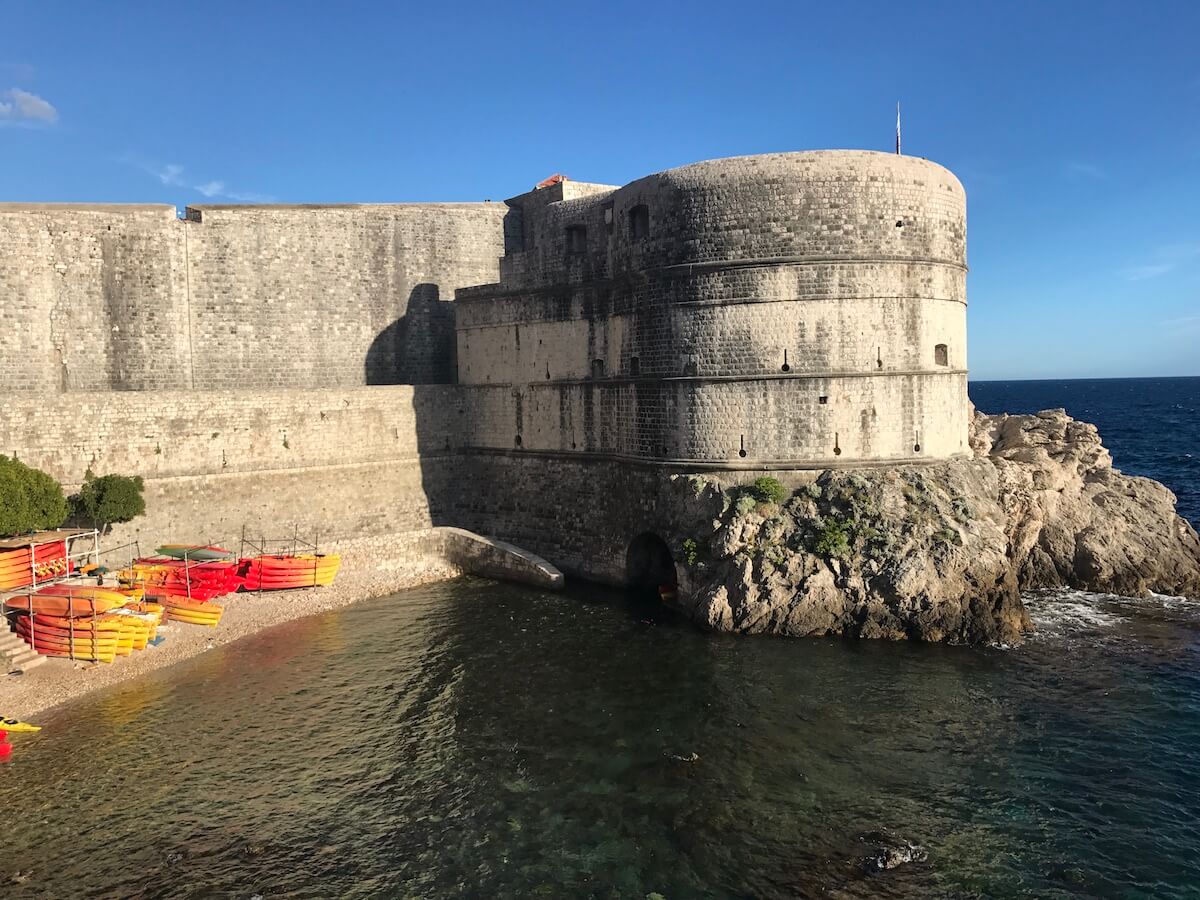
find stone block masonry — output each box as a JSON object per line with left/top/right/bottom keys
{"left": 0, "top": 386, "right": 462, "bottom": 558}
{"left": 456, "top": 151, "right": 969, "bottom": 468}
{"left": 0, "top": 203, "right": 508, "bottom": 393}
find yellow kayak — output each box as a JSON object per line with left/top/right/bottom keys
{"left": 1, "top": 717, "right": 42, "bottom": 733}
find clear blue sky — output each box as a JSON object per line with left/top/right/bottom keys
{"left": 2, "top": 1, "right": 1197, "bottom": 379}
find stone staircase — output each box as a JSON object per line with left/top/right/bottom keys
{"left": 0, "top": 622, "right": 45, "bottom": 673}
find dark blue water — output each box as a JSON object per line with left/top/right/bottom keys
{"left": 0, "top": 378, "right": 1196, "bottom": 899}
{"left": 970, "top": 376, "right": 1199, "bottom": 526}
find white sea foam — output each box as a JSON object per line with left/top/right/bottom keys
{"left": 1022, "top": 588, "right": 1199, "bottom": 642}
{"left": 1022, "top": 589, "right": 1127, "bottom": 640}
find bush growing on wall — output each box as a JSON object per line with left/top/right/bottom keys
{"left": 70, "top": 471, "right": 146, "bottom": 532}
{"left": 0, "top": 455, "right": 69, "bottom": 537}
{"left": 748, "top": 477, "right": 788, "bottom": 505}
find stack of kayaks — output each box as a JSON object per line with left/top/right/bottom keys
{"left": 239, "top": 554, "right": 341, "bottom": 590}
{"left": 115, "top": 558, "right": 230, "bottom": 626}
{"left": 119, "top": 557, "right": 241, "bottom": 601}
{"left": 159, "top": 595, "right": 223, "bottom": 627}
{"left": 4, "top": 583, "right": 164, "bottom": 663}
{"left": 0, "top": 540, "right": 69, "bottom": 590}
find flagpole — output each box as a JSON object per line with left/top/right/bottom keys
{"left": 896, "top": 102, "right": 902, "bottom": 155}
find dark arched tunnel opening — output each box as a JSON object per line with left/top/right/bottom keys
{"left": 625, "top": 532, "right": 678, "bottom": 604}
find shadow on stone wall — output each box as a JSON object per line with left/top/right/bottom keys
{"left": 365, "top": 284, "right": 456, "bottom": 385}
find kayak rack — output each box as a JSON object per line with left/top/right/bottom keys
{"left": 8, "top": 533, "right": 130, "bottom": 663}
{"left": 238, "top": 524, "right": 320, "bottom": 559}
{"left": 238, "top": 525, "right": 323, "bottom": 596}
{"left": 0, "top": 528, "right": 100, "bottom": 594}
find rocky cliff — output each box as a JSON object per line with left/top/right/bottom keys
{"left": 668, "top": 408, "right": 1200, "bottom": 644}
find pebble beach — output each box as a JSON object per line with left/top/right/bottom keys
{"left": 0, "top": 530, "right": 463, "bottom": 720}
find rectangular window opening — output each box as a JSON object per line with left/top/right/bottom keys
{"left": 566, "top": 225, "right": 587, "bottom": 254}
{"left": 629, "top": 204, "right": 650, "bottom": 240}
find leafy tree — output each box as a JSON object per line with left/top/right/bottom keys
{"left": 0, "top": 455, "right": 69, "bottom": 536}
{"left": 70, "top": 470, "right": 146, "bottom": 532}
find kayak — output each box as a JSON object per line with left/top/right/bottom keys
{"left": 162, "top": 596, "right": 223, "bottom": 626}
{"left": 33, "top": 584, "right": 131, "bottom": 605}
{"left": 0, "top": 717, "right": 42, "bottom": 734}
{"left": 23, "top": 646, "right": 115, "bottom": 663}
{"left": 164, "top": 609, "right": 222, "bottom": 627}
{"left": 3, "top": 594, "right": 122, "bottom": 617}
{"left": 155, "top": 545, "right": 231, "bottom": 561}
{"left": 15, "top": 628, "right": 120, "bottom": 651}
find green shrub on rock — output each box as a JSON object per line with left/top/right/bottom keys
{"left": 749, "top": 476, "right": 787, "bottom": 505}
{"left": 814, "top": 517, "right": 852, "bottom": 558}
{"left": 734, "top": 494, "right": 758, "bottom": 517}
{"left": 70, "top": 470, "right": 146, "bottom": 532}
{"left": 0, "top": 455, "right": 69, "bottom": 536}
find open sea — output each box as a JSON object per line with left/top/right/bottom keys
{"left": 0, "top": 377, "right": 1197, "bottom": 899}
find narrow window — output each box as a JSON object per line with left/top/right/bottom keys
{"left": 934, "top": 343, "right": 949, "bottom": 366}
{"left": 603, "top": 204, "right": 614, "bottom": 234}
{"left": 629, "top": 356, "right": 640, "bottom": 376}
{"left": 592, "top": 358, "right": 605, "bottom": 378}
{"left": 629, "top": 204, "right": 650, "bottom": 240}
{"left": 818, "top": 395, "right": 829, "bottom": 405}
{"left": 566, "top": 225, "right": 587, "bottom": 254}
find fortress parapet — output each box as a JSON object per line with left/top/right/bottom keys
{"left": 455, "top": 150, "right": 969, "bottom": 467}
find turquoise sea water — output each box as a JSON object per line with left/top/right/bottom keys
{"left": 1, "top": 580, "right": 1198, "bottom": 898}
{"left": 0, "top": 377, "right": 1197, "bottom": 898}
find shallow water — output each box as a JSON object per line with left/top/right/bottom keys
{"left": 2, "top": 579, "right": 1199, "bottom": 899}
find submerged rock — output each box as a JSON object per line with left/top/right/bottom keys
{"left": 857, "top": 830, "right": 929, "bottom": 872}
{"left": 665, "top": 408, "right": 1200, "bottom": 644}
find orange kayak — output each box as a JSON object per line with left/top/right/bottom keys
{"left": 3, "top": 594, "right": 121, "bottom": 617}
{"left": 16, "top": 623, "right": 120, "bottom": 646}
{"left": 33, "top": 583, "right": 130, "bottom": 603}
{"left": 28, "top": 615, "right": 124, "bottom": 632}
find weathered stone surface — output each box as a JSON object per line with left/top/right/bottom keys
{"left": 974, "top": 406, "right": 1200, "bottom": 600}
{"left": 665, "top": 408, "right": 1199, "bottom": 643}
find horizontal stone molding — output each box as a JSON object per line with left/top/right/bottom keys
{"left": 464, "top": 368, "right": 969, "bottom": 389}
{"left": 456, "top": 294, "right": 965, "bottom": 332}
{"left": 455, "top": 445, "right": 971, "bottom": 471}
{"left": 456, "top": 255, "right": 966, "bottom": 303}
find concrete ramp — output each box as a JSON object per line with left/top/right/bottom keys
{"left": 435, "top": 527, "right": 565, "bottom": 591}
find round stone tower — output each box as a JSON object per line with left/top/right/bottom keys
{"left": 455, "top": 150, "right": 969, "bottom": 467}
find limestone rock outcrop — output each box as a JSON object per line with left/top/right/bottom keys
{"left": 667, "top": 408, "right": 1200, "bottom": 644}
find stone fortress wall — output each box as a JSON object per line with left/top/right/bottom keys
{"left": 455, "top": 151, "right": 969, "bottom": 468}
{"left": 0, "top": 202, "right": 508, "bottom": 392}
{"left": 0, "top": 150, "right": 973, "bottom": 584}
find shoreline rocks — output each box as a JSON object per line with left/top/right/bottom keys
{"left": 665, "top": 408, "right": 1200, "bottom": 644}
